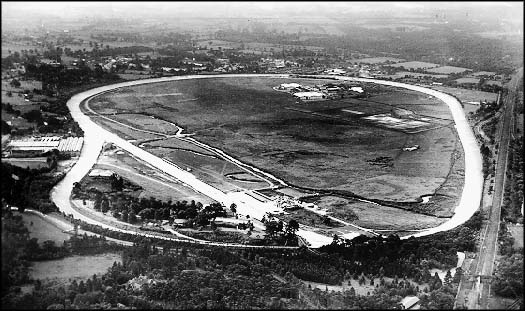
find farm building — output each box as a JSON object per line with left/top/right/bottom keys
{"left": 293, "top": 91, "right": 325, "bottom": 101}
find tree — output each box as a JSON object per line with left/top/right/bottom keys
{"left": 10, "top": 78, "right": 21, "bottom": 88}
{"left": 284, "top": 219, "right": 299, "bottom": 243}
{"left": 230, "top": 203, "right": 237, "bottom": 214}
{"left": 453, "top": 267, "right": 463, "bottom": 283}
{"left": 128, "top": 211, "right": 137, "bottom": 223}
{"left": 1, "top": 120, "right": 12, "bottom": 135}
{"left": 264, "top": 220, "right": 282, "bottom": 240}
{"left": 110, "top": 174, "right": 124, "bottom": 191}
{"left": 101, "top": 199, "right": 110, "bottom": 213}
{"left": 444, "top": 270, "right": 452, "bottom": 285}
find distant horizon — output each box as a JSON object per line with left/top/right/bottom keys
{"left": 2, "top": 1, "right": 522, "bottom": 21}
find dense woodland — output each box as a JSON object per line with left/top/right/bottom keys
{"left": 2, "top": 205, "right": 474, "bottom": 309}
{"left": 1, "top": 162, "right": 63, "bottom": 214}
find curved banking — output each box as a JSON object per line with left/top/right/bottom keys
{"left": 50, "top": 74, "right": 483, "bottom": 246}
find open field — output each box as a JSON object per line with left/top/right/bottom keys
{"left": 426, "top": 66, "right": 471, "bottom": 74}
{"left": 111, "top": 113, "right": 180, "bottom": 135}
{"left": 143, "top": 137, "right": 216, "bottom": 156}
{"left": 455, "top": 77, "right": 480, "bottom": 85}
{"left": 145, "top": 145, "right": 269, "bottom": 192}
{"left": 1, "top": 79, "right": 42, "bottom": 92}
{"left": 389, "top": 61, "right": 440, "bottom": 70}
{"left": 430, "top": 85, "right": 498, "bottom": 104}
{"left": 507, "top": 224, "right": 524, "bottom": 249}
{"left": 2, "top": 92, "right": 39, "bottom": 110}
{"left": 29, "top": 253, "right": 121, "bottom": 282}
{"left": 383, "top": 71, "right": 449, "bottom": 79}
{"left": 351, "top": 57, "right": 405, "bottom": 64}
{"left": 279, "top": 208, "right": 344, "bottom": 229}
{"left": 311, "top": 195, "right": 447, "bottom": 230}
{"left": 2, "top": 157, "right": 50, "bottom": 170}
{"left": 88, "top": 76, "right": 462, "bottom": 218}
{"left": 21, "top": 213, "right": 73, "bottom": 245}
{"left": 91, "top": 116, "right": 164, "bottom": 141}
{"left": 1, "top": 42, "right": 41, "bottom": 58}
{"left": 97, "top": 146, "right": 216, "bottom": 204}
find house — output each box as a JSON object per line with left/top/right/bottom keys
{"left": 400, "top": 296, "right": 420, "bottom": 310}
{"left": 172, "top": 218, "right": 190, "bottom": 228}
{"left": 293, "top": 91, "right": 325, "bottom": 101}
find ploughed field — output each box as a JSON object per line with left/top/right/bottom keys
{"left": 88, "top": 77, "right": 461, "bottom": 212}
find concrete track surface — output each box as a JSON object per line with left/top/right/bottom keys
{"left": 50, "top": 74, "right": 484, "bottom": 247}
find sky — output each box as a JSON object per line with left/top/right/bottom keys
{"left": 2, "top": 1, "right": 523, "bottom": 20}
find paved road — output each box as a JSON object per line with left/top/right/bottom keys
{"left": 468, "top": 67, "right": 523, "bottom": 309}
{"left": 51, "top": 74, "right": 484, "bottom": 248}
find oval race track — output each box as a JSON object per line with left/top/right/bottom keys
{"left": 50, "top": 74, "right": 483, "bottom": 247}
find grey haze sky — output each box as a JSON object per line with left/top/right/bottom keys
{"left": 2, "top": 1, "right": 522, "bottom": 20}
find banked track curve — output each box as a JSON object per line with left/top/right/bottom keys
{"left": 50, "top": 74, "right": 483, "bottom": 247}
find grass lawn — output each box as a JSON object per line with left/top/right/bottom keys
{"left": 427, "top": 66, "right": 471, "bottom": 74}
{"left": 88, "top": 76, "right": 463, "bottom": 221}
{"left": 430, "top": 85, "right": 498, "bottom": 103}
{"left": 314, "top": 195, "right": 447, "bottom": 230}
{"left": 111, "top": 113, "right": 180, "bottom": 135}
{"left": 389, "top": 61, "right": 440, "bottom": 70}
{"left": 2, "top": 158, "right": 49, "bottom": 170}
{"left": 507, "top": 224, "right": 524, "bottom": 249}
{"left": 353, "top": 57, "right": 405, "bottom": 64}
{"left": 21, "top": 213, "right": 73, "bottom": 245}
{"left": 29, "top": 253, "right": 121, "bottom": 282}
{"left": 97, "top": 147, "right": 216, "bottom": 204}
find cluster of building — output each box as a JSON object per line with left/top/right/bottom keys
{"left": 277, "top": 82, "right": 366, "bottom": 101}
{"left": 4, "top": 136, "right": 83, "bottom": 157}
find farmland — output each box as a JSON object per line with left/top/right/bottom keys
{"left": 426, "top": 66, "right": 471, "bottom": 74}
{"left": 389, "top": 61, "right": 440, "bottom": 70}
{"left": 352, "top": 57, "right": 405, "bottom": 64}
{"left": 87, "top": 76, "right": 463, "bottom": 225}
{"left": 382, "top": 71, "right": 449, "bottom": 80}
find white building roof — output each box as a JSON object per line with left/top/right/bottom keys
{"left": 88, "top": 169, "right": 115, "bottom": 177}
{"left": 293, "top": 91, "right": 325, "bottom": 98}
{"left": 280, "top": 83, "right": 301, "bottom": 88}
{"left": 400, "top": 296, "right": 420, "bottom": 309}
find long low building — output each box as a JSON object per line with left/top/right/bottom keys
{"left": 293, "top": 91, "right": 325, "bottom": 100}
{"left": 6, "top": 136, "right": 84, "bottom": 156}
